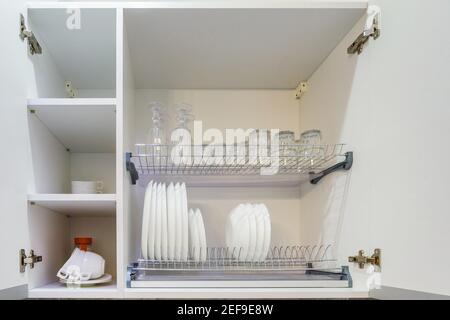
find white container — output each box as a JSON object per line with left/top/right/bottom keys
{"left": 71, "top": 181, "right": 104, "bottom": 194}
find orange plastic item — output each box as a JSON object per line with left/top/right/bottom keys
{"left": 74, "top": 237, "right": 92, "bottom": 251}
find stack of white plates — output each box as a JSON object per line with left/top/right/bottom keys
{"left": 225, "top": 203, "right": 271, "bottom": 261}
{"left": 141, "top": 181, "right": 207, "bottom": 261}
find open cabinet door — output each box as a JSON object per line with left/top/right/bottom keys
{"left": 0, "top": 1, "right": 34, "bottom": 299}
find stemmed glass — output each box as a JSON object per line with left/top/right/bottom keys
{"left": 172, "top": 103, "right": 194, "bottom": 165}
{"left": 147, "top": 102, "right": 167, "bottom": 166}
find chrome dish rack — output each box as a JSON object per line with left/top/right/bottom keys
{"left": 126, "top": 143, "right": 353, "bottom": 185}
{"left": 128, "top": 245, "right": 352, "bottom": 288}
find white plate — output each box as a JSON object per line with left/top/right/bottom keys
{"left": 180, "top": 183, "right": 189, "bottom": 261}
{"left": 154, "top": 183, "right": 162, "bottom": 260}
{"left": 195, "top": 208, "right": 207, "bottom": 261}
{"left": 260, "top": 204, "right": 271, "bottom": 261}
{"left": 160, "top": 183, "right": 168, "bottom": 260}
{"left": 234, "top": 204, "right": 251, "bottom": 261}
{"left": 147, "top": 181, "right": 158, "bottom": 260}
{"left": 141, "top": 181, "right": 153, "bottom": 259}
{"left": 188, "top": 209, "right": 200, "bottom": 261}
{"left": 253, "top": 204, "right": 265, "bottom": 261}
{"left": 166, "top": 183, "right": 176, "bottom": 260}
{"left": 174, "top": 183, "right": 182, "bottom": 260}
{"left": 225, "top": 204, "right": 242, "bottom": 257}
{"left": 59, "top": 273, "right": 112, "bottom": 286}
{"left": 247, "top": 208, "right": 257, "bottom": 261}
{"left": 225, "top": 204, "right": 241, "bottom": 252}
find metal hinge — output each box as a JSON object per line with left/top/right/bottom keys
{"left": 348, "top": 5, "right": 381, "bottom": 55}
{"left": 19, "top": 14, "right": 42, "bottom": 55}
{"left": 294, "top": 82, "right": 309, "bottom": 100}
{"left": 20, "top": 249, "right": 42, "bottom": 273}
{"left": 348, "top": 248, "right": 381, "bottom": 270}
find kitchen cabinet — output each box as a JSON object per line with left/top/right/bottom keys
{"left": 1, "top": 0, "right": 449, "bottom": 300}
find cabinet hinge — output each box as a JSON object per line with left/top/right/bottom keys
{"left": 347, "top": 5, "right": 380, "bottom": 55}
{"left": 348, "top": 248, "right": 381, "bottom": 270}
{"left": 20, "top": 249, "right": 42, "bottom": 273}
{"left": 294, "top": 82, "right": 309, "bottom": 100}
{"left": 19, "top": 14, "right": 42, "bottom": 55}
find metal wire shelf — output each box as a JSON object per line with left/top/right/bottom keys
{"left": 134, "top": 245, "right": 336, "bottom": 272}
{"left": 128, "top": 143, "right": 346, "bottom": 178}
{"left": 127, "top": 245, "right": 351, "bottom": 287}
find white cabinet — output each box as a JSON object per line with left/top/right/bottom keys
{"left": 1, "top": 1, "right": 449, "bottom": 299}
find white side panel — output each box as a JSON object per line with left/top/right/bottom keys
{"left": 70, "top": 153, "right": 116, "bottom": 193}
{"left": 27, "top": 15, "right": 66, "bottom": 98}
{"left": 298, "top": 14, "right": 370, "bottom": 281}
{"left": 123, "top": 21, "right": 136, "bottom": 267}
{"left": 115, "top": 8, "right": 125, "bottom": 291}
{"left": 299, "top": 0, "right": 450, "bottom": 296}
{"left": 28, "top": 111, "right": 71, "bottom": 194}
{"left": 28, "top": 8, "right": 116, "bottom": 91}
{"left": 27, "top": 205, "right": 70, "bottom": 290}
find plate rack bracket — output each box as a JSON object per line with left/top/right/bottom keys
{"left": 126, "top": 152, "right": 139, "bottom": 185}
{"left": 310, "top": 151, "right": 353, "bottom": 185}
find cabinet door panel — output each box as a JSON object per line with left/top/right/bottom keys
{"left": 0, "top": 1, "right": 34, "bottom": 298}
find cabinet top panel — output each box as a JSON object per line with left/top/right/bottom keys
{"left": 124, "top": 7, "right": 366, "bottom": 89}
{"left": 28, "top": 1, "right": 368, "bottom": 10}
{"left": 28, "top": 8, "right": 116, "bottom": 90}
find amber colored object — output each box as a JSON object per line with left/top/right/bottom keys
{"left": 74, "top": 237, "right": 92, "bottom": 251}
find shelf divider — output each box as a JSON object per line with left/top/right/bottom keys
{"left": 28, "top": 194, "right": 116, "bottom": 217}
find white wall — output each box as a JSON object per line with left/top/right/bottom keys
{"left": 299, "top": 0, "right": 450, "bottom": 295}
{"left": 134, "top": 89, "right": 301, "bottom": 143}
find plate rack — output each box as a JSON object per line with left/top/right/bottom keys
{"left": 126, "top": 144, "right": 353, "bottom": 185}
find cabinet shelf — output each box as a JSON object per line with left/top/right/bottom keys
{"left": 27, "top": 98, "right": 116, "bottom": 153}
{"left": 27, "top": 194, "right": 116, "bottom": 217}
{"left": 29, "top": 281, "right": 118, "bottom": 299}
{"left": 127, "top": 144, "right": 351, "bottom": 186}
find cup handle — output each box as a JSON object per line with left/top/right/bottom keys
{"left": 96, "top": 181, "right": 104, "bottom": 193}
{"left": 57, "top": 269, "right": 69, "bottom": 280}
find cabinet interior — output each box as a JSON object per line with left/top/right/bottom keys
{"left": 27, "top": 8, "right": 116, "bottom": 99}
{"left": 24, "top": 3, "right": 367, "bottom": 297}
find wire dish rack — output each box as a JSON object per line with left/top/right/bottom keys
{"left": 135, "top": 245, "right": 336, "bottom": 272}
{"left": 130, "top": 143, "right": 345, "bottom": 176}
{"left": 128, "top": 245, "right": 352, "bottom": 287}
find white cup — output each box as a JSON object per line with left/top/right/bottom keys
{"left": 57, "top": 248, "right": 105, "bottom": 281}
{"left": 80, "top": 251, "right": 105, "bottom": 280}
{"left": 71, "top": 181, "right": 104, "bottom": 194}
{"left": 57, "top": 248, "right": 84, "bottom": 280}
